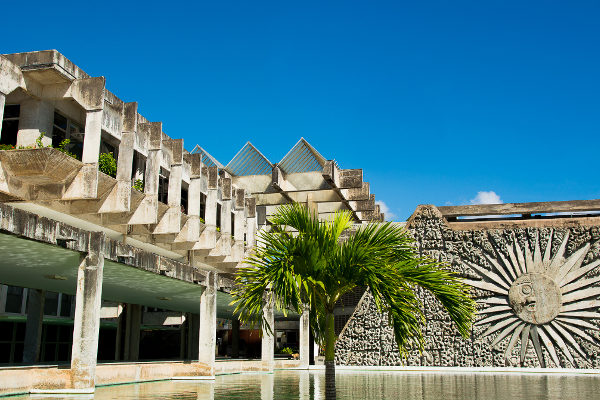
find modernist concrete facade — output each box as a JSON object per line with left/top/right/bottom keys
{"left": 0, "top": 50, "right": 384, "bottom": 396}
{"left": 1, "top": 49, "right": 600, "bottom": 396}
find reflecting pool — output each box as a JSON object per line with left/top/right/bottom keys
{"left": 16, "top": 370, "right": 600, "bottom": 399}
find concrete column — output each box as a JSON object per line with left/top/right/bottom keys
{"left": 0, "top": 93, "right": 5, "bottom": 138}
{"left": 16, "top": 98, "right": 53, "bottom": 147}
{"left": 124, "top": 303, "right": 141, "bottom": 361}
{"left": 245, "top": 197, "right": 257, "bottom": 248}
{"left": 199, "top": 271, "right": 217, "bottom": 374}
{"left": 128, "top": 123, "right": 162, "bottom": 224}
{"left": 299, "top": 306, "right": 310, "bottom": 369}
{"left": 70, "top": 231, "right": 105, "bottom": 390}
{"left": 114, "top": 303, "right": 124, "bottom": 361}
{"left": 204, "top": 165, "right": 218, "bottom": 228}
{"left": 231, "top": 318, "right": 240, "bottom": 359}
{"left": 81, "top": 110, "right": 103, "bottom": 164}
{"left": 261, "top": 291, "right": 275, "bottom": 372}
{"left": 22, "top": 289, "right": 45, "bottom": 364}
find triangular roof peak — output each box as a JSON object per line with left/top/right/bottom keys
{"left": 278, "top": 138, "right": 326, "bottom": 174}
{"left": 190, "top": 145, "right": 224, "bottom": 169}
{"left": 225, "top": 141, "right": 273, "bottom": 176}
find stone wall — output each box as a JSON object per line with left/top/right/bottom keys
{"left": 335, "top": 205, "right": 600, "bottom": 368}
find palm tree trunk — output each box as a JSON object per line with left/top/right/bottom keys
{"left": 324, "top": 311, "right": 336, "bottom": 400}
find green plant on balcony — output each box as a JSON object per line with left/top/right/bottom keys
{"left": 199, "top": 217, "right": 205, "bottom": 224}
{"left": 98, "top": 152, "right": 117, "bottom": 177}
{"left": 56, "top": 139, "right": 77, "bottom": 158}
{"left": 133, "top": 179, "right": 144, "bottom": 192}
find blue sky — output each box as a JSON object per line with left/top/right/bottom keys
{"left": 2, "top": 1, "right": 599, "bottom": 220}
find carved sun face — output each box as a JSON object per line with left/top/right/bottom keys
{"left": 465, "top": 230, "right": 600, "bottom": 368}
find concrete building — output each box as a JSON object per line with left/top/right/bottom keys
{"left": 0, "top": 50, "right": 384, "bottom": 396}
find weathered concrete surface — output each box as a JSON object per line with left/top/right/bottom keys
{"left": 261, "top": 292, "right": 275, "bottom": 372}
{"left": 336, "top": 205, "right": 600, "bottom": 369}
{"left": 0, "top": 366, "right": 72, "bottom": 396}
{"left": 0, "top": 359, "right": 296, "bottom": 396}
{"left": 70, "top": 231, "right": 105, "bottom": 389}
{"left": 0, "top": 202, "right": 207, "bottom": 285}
{"left": 199, "top": 271, "right": 217, "bottom": 374}
{"left": 299, "top": 307, "right": 311, "bottom": 369}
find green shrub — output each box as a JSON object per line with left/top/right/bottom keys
{"left": 0, "top": 144, "right": 16, "bottom": 150}
{"left": 133, "top": 179, "right": 144, "bottom": 192}
{"left": 98, "top": 152, "right": 117, "bottom": 177}
{"left": 57, "top": 139, "right": 77, "bottom": 158}
{"left": 279, "top": 347, "right": 294, "bottom": 355}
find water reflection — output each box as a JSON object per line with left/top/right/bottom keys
{"left": 16, "top": 370, "right": 600, "bottom": 400}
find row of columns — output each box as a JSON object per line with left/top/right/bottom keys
{"left": 20, "top": 230, "right": 310, "bottom": 392}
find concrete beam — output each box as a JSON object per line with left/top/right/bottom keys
{"left": 437, "top": 199, "right": 600, "bottom": 218}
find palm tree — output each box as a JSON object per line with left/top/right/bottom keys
{"left": 231, "top": 203, "right": 475, "bottom": 399}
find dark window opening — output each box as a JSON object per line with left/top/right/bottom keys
{"left": 131, "top": 151, "right": 146, "bottom": 189}
{"left": 60, "top": 294, "right": 72, "bottom": 317}
{"left": 100, "top": 138, "right": 117, "bottom": 160}
{"left": 181, "top": 186, "right": 188, "bottom": 214}
{"left": 216, "top": 204, "right": 221, "bottom": 230}
{"left": 200, "top": 193, "right": 206, "bottom": 222}
{"left": 1, "top": 104, "right": 20, "bottom": 146}
{"left": 52, "top": 111, "right": 83, "bottom": 160}
{"left": 231, "top": 213, "right": 235, "bottom": 238}
{"left": 5, "top": 286, "right": 23, "bottom": 314}
{"left": 158, "top": 168, "right": 169, "bottom": 204}
{"left": 44, "top": 292, "right": 59, "bottom": 316}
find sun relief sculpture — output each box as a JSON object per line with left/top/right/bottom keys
{"left": 464, "top": 230, "right": 600, "bottom": 367}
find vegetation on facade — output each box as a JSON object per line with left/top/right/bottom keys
{"left": 232, "top": 203, "right": 475, "bottom": 399}
{"left": 98, "top": 152, "right": 117, "bottom": 177}
{"left": 0, "top": 133, "right": 76, "bottom": 159}
{"left": 133, "top": 179, "right": 144, "bottom": 192}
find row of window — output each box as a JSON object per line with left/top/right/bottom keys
{"left": 2, "top": 286, "right": 73, "bottom": 317}
{"left": 1, "top": 104, "right": 235, "bottom": 230}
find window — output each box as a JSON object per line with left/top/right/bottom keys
{"left": 60, "top": 294, "right": 73, "bottom": 317}
{"left": 52, "top": 112, "right": 83, "bottom": 160}
{"left": 44, "top": 292, "right": 59, "bottom": 316}
{"left": 0, "top": 322, "right": 25, "bottom": 363}
{"left": 1, "top": 104, "right": 20, "bottom": 146}
{"left": 181, "top": 186, "right": 188, "bottom": 214}
{"left": 216, "top": 204, "right": 221, "bottom": 230}
{"left": 4, "top": 286, "right": 24, "bottom": 314}
{"left": 131, "top": 151, "right": 146, "bottom": 188}
{"left": 158, "top": 168, "right": 169, "bottom": 204}
{"left": 200, "top": 193, "right": 207, "bottom": 222}
{"left": 231, "top": 213, "right": 235, "bottom": 238}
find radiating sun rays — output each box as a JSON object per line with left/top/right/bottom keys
{"left": 464, "top": 230, "right": 600, "bottom": 367}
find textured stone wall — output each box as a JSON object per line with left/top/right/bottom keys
{"left": 336, "top": 206, "right": 600, "bottom": 368}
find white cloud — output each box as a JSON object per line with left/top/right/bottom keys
{"left": 470, "top": 191, "right": 503, "bottom": 205}
{"left": 375, "top": 200, "right": 397, "bottom": 221}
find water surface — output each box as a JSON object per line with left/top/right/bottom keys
{"left": 19, "top": 370, "right": 600, "bottom": 399}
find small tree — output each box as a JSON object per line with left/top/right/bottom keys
{"left": 232, "top": 204, "right": 475, "bottom": 399}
